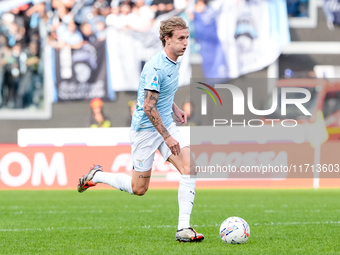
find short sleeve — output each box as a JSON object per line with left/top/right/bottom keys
{"left": 144, "top": 67, "right": 163, "bottom": 92}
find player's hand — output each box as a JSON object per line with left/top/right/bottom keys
{"left": 174, "top": 108, "right": 187, "bottom": 125}
{"left": 164, "top": 136, "right": 180, "bottom": 156}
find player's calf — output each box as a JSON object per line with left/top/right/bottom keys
{"left": 131, "top": 170, "right": 151, "bottom": 196}
{"left": 132, "top": 186, "right": 148, "bottom": 196}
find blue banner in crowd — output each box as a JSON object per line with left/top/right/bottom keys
{"left": 196, "top": 0, "right": 290, "bottom": 80}
{"left": 324, "top": 0, "right": 340, "bottom": 25}
{"left": 193, "top": 5, "right": 228, "bottom": 79}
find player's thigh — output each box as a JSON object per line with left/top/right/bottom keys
{"left": 167, "top": 146, "right": 196, "bottom": 176}
{"left": 158, "top": 123, "right": 194, "bottom": 175}
{"left": 130, "top": 128, "right": 163, "bottom": 172}
{"left": 131, "top": 169, "right": 152, "bottom": 195}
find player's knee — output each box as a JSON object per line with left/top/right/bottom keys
{"left": 133, "top": 186, "right": 148, "bottom": 196}
{"left": 191, "top": 163, "right": 197, "bottom": 176}
{"left": 181, "top": 165, "right": 191, "bottom": 175}
{"left": 180, "top": 163, "right": 197, "bottom": 176}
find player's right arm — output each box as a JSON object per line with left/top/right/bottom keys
{"left": 143, "top": 90, "right": 180, "bottom": 156}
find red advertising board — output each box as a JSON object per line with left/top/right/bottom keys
{"left": 0, "top": 142, "right": 339, "bottom": 190}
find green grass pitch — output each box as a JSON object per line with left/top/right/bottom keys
{"left": 0, "top": 189, "right": 339, "bottom": 254}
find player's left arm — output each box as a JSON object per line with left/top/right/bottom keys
{"left": 172, "top": 102, "right": 187, "bottom": 125}
{"left": 144, "top": 90, "right": 180, "bottom": 155}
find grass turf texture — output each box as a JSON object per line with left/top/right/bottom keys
{"left": 0, "top": 189, "right": 339, "bottom": 255}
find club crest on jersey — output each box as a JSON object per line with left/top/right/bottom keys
{"left": 151, "top": 76, "right": 159, "bottom": 88}
{"left": 137, "top": 159, "right": 144, "bottom": 167}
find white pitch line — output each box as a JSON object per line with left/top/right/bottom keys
{"left": 1, "top": 221, "right": 340, "bottom": 232}
{"left": 0, "top": 210, "right": 103, "bottom": 215}
{"left": 0, "top": 226, "right": 109, "bottom": 232}
{"left": 253, "top": 221, "right": 340, "bottom": 226}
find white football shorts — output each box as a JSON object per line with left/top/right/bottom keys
{"left": 130, "top": 122, "right": 188, "bottom": 172}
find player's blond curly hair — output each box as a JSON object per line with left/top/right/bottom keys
{"left": 159, "top": 16, "right": 188, "bottom": 47}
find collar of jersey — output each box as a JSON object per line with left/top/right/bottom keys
{"left": 162, "top": 50, "right": 177, "bottom": 65}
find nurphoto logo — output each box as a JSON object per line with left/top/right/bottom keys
{"left": 196, "top": 82, "right": 312, "bottom": 128}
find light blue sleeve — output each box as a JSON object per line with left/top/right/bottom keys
{"left": 144, "top": 67, "right": 163, "bottom": 93}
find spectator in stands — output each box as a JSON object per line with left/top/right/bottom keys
{"left": 1, "top": 42, "right": 23, "bottom": 108}
{"left": 1, "top": 0, "right": 185, "bottom": 110}
{"left": 89, "top": 98, "right": 111, "bottom": 127}
{"left": 72, "top": 0, "right": 95, "bottom": 24}
{"left": 1, "top": 12, "right": 26, "bottom": 48}
{"left": 120, "top": 3, "right": 133, "bottom": 20}
{"left": 95, "top": 20, "right": 106, "bottom": 40}
{"left": 182, "top": 99, "right": 200, "bottom": 126}
{"left": 19, "top": 40, "right": 41, "bottom": 108}
{"left": 56, "top": 4, "right": 73, "bottom": 24}
{"left": 81, "top": 22, "right": 97, "bottom": 43}
{"left": 54, "top": 0, "right": 75, "bottom": 9}
{"left": 151, "top": 0, "right": 174, "bottom": 18}
{"left": 93, "top": 0, "right": 112, "bottom": 16}
{"left": 110, "top": 2, "right": 132, "bottom": 29}
{"left": 128, "top": 0, "right": 155, "bottom": 32}
{"left": 57, "top": 20, "right": 84, "bottom": 49}
{"left": 47, "top": 30, "right": 60, "bottom": 48}
{"left": 119, "top": 0, "right": 136, "bottom": 9}
{"left": 25, "top": 3, "right": 48, "bottom": 47}
{"left": 10, "top": 6, "right": 28, "bottom": 46}
{"left": 0, "top": 35, "right": 11, "bottom": 107}
{"left": 26, "top": 3, "right": 44, "bottom": 33}
{"left": 84, "top": 2, "right": 107, "bottom": 36}
{"left": 106, "top": 6, "right": 120, "bottom": 26}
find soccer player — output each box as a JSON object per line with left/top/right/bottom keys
{"left": 77, "top": 16, "right": 204, "bottom": 243}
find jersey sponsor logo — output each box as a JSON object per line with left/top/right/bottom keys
{"left": 151, "top": 75, "right": 159, "bottom": 88}
{"left": 153, "top": 67, "right": 161, "bottom": 71}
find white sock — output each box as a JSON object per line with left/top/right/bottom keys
{"left": 92, "top": 172, "right": 134, "bottom": 195}
{"left": 178, "top": 175, "right": 196, "bottom": 230}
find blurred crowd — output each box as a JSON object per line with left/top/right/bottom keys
{"left": 46, "top": 0, "right": 178, "bottom": 50}
{"left": 2, "top": 0, "right": 335, "bottom": 112}
{"left": 0, "top": 0, "right": 181, "bottom": 109}
{"left": 0, "top": 4, "right": 44, "bottom": 109}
